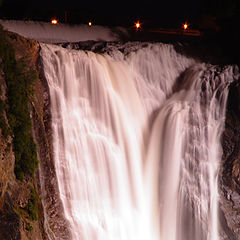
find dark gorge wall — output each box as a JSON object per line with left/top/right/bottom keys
{"left": 220, "top": 80, "right": 240, "bottom": 239}
{"left": 0, "top": 27, "right": 70, "bottom": 239}
{"left": 0, "top": 28, "right": 47, "bottom": 239}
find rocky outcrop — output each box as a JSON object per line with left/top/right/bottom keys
{"left": 220, "top": 79, "right": 240, "bottom": 239}
{"left": 0, "top": 30, "right": 47, "bottom": 239}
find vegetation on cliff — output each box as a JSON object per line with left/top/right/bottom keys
{"left": 26, "top": 188, "right": 38, "bottom": 221}
{"left": 0, "top": 98, "right": 10, "bottom": 138}
{"left": 0, "top": 25, "right": 38, "bottom": 181}
{"left": 0, "top": 25, "right": 40, "bottom": 231}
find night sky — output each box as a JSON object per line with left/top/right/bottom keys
{"left": 0, "top": 0, "right": 215, "bottom": 28}
{"left": 0, "top": 0, "right": 240, "bottom": 29}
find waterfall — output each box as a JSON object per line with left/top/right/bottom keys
{"left": 40, "top": 42, "right": 236, "bottom": 240}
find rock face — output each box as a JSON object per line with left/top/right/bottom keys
{"left": 220, "top": 80, "right": 240, "bottom": 239}
{"left": 0, "top": 52, "right": 19, "bottom": 239}
{"left": 0, "top": 104, "right": 20, "bottom": 240}
{"left": 0, "top": 30, "right": 47, "bottom": 239}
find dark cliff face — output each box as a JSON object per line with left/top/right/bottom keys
{"left": 222, "top": 81, "right": 240, "bottom": 189}
{"left": 0, "top": 29, "right": 47, "bottom": 239}
{"left": 220, "top": 80, "right": 240, "bottom": 239}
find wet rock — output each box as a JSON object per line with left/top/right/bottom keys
{"left": 220, "top": 78, "right": 240, "bottom": 239}
{"left": 0, "top": 193, "right": 21, "bottom": 240}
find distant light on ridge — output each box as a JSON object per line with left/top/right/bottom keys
{"left": 135, "top": 21, "right": 141, "bottom": 30}
{"left": 183, "top": 22, "right": 188, "bottom": 30}
{"left": 51, "top": 19, "right": 58, "bottom": 25}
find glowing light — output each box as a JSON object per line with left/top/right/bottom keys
{"left": 183, "top": 22, "right": 188, "bottom": 30}
{"left": 135, "top": 21, "right": 141, "bottom": 30}
{"left": 88, "top": 21, "right": 92, "bottom": 27}
{"left": 51, "top": 19, "right": 58, "bottom": 25}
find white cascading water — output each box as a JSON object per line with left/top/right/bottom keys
{"left": 40, "top": 42, "right": 236, "bottom": 240}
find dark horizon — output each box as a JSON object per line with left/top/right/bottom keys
{"left": 0, "top": 0, "right": 230, "bottom": 29}
{"left": 1, "top": 0, "right": 239, "bottom": 35}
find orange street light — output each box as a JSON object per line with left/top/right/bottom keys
{"left": 51, "top": 19, "right": 58, "bottom": 25}
{"left": 135, "top": 20, "right": 141, "bottom": 30}
{"left": 183, "top": 22, "right": 188, "bottom": 30}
